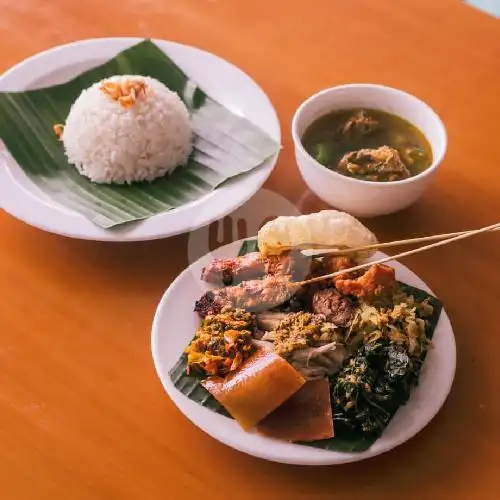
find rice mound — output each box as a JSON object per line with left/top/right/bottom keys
{"left": 62, "top": 75, "right": 193, "bottom": 184}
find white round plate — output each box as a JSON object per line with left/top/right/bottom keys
{"left": 0, "top": 38, "right": 280, "bottom": 241}
{"left": 152, "top": 240, "right": 456, "bottom": 465}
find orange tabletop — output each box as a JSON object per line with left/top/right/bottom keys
{"left": 1, "top": 1, "right": 500, "bottom": 499}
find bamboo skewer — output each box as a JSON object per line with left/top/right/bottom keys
{"left": 307, "top": 226, "right": 500, "bottom": 257}
{"left": 298, "top": 222, "right": 500, "bottom": 287}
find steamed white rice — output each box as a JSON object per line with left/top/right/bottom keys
{"left": 62, "top": 75, "right": 193, "bottom": 184}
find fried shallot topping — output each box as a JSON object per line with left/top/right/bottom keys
{"left": 99, "top": 78, "right": 148, "bottom": 108}
{"left": 53, "top": 123, "right": 64, "bottom": 139}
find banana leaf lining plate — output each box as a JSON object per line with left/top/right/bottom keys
{"left": 0, "top": 38, "right": 280, "bottom": 241}
{"left": 151, "top": 239, "right": 457, "bottom": 465}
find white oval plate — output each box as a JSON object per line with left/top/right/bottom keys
{"left": 152, "top": 240, "right": 456, "bottom": 465}
{"left": 0, "top": 38, "right": 280, "bottom": 241}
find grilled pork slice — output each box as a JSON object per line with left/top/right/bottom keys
{"left": 194, "top": 276, "right": 300, "bottom": 318}
{"left": 201, "top": 252, "right": 265, "bottom": 285}
{"left": 201, "top": 251, "right": 311, "bottom": 286}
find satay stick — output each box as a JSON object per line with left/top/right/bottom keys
{"left": 299, "top": 222, "right": 500, "bottom": 286}
{"left": 306, "top": 226, "right": 500, "bottom": 257}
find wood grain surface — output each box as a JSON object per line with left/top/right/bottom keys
{"left": 1, "top": 1, "right": 499, "bottom": 499}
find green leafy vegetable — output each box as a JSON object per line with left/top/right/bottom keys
{"left": 314, "top": 142, "right": 333, "bottom": 165}
{"left": 332, "top": 339, "right": 423, "bottom": 437}
{"left": 0, "top": 40, "right": 279, "bottom": 228}
{"left": 237, "top": 239, "right": 260, "bottom": 256}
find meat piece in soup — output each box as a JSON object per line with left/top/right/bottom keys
{"left": 302, "top": 108, "right": 433, "bottom": 182}
{"left": 337, "top": 110, "right": 379, "bottom": 140}
{"left": 338, "top": 145, "right": 410, "bottom": 182}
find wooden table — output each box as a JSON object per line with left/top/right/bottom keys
{"left": 1, "top": 1, "right": 499, "bottom": 499}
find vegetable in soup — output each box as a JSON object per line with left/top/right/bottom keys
{"left": 302, "top": 109, "right": 433, "bottom": 182}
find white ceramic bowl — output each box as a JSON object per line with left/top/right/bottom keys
{"left": 291, "top": 84, "right": 447, "bottom": 217}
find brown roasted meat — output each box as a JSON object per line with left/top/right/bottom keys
{"left": 311, "top": 288, "right": 354, "bottom": 327}
{"left": 265, "top": 251, "right": 308, "bottom": 278}
{"left": 338, "top": 145, "right": 410, "bottom": 182}
{"left": 338, "top": 110, "right": 379, "bottom": 140}
{"left": 201, "top": 252, "right": 265, "bottom": 285}
{"left": 290, "top": 254, "right": 355, "bottom": 306}
{"left": 301, "top": 255, "right": 354, "bottom": 281}
{"left": 195, "top": 276, "right": 300, "bottom": 318}
{"left": 335, "top": 263, "right": 396, "bottom": 301}
{"left": 301, "top": 255, "right": 355, "bottom": 291}
{"left": 201, "top": 251, "right": 311, "bottom": 285}
{"left": 322, "top": 255, "right": 355, "bottom": 276}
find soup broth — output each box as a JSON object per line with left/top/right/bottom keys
{"left": 302, "top": 108, "right": 433, "bottom": 182}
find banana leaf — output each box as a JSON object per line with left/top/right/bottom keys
{"left": 169, "top": 240, "right": 442, "bottom": 452}
{"left": 0, "top": 40, "right": 279, "bottom": 228}
{"left": 237, "top": 238, "right": 260, "bottom": 256}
